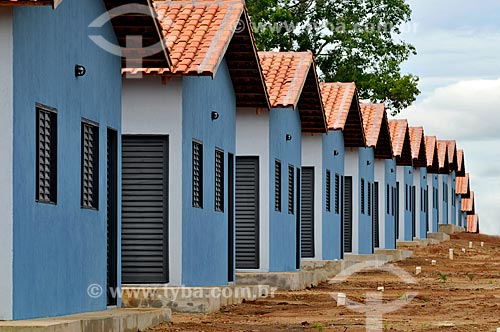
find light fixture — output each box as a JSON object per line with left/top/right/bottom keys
{"left": 334, "top": 150, "right": 339, "bottom": 156}
{"left": 423, "top": 176, "right": 426, "bottom": 180}
{"left": 211, "top": 111, "right": 219, "bottom": 121}
{"left": 75, "top": 65, "right": 86, "bottom": 77}
{"left": 367, "top": 160, "right": 372, "bottom": 166}
{"left": 286, "top": 134, "right": 292, "bottom": 141}
{"left": 390, "top": 168, "right": 394, "bottom": 173}
{"left": 408, "top": 169, "right": 412, "bottom": 174}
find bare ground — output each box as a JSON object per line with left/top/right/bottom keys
{"left": 147, "top": 233, "right": 500, "bottom": 331}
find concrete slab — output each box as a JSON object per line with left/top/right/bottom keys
{"left": 397, "top": 240, "right": 426, "bottom": 248}
{"left": 236, "top": 271, "right": 326, "bottom": 291}
{"left": 438, "top": 224, "right": 465, "bottom": 235}
{"left": 301, "top": 260, "right": 343, "bottom": 278}
{"left": 374, "top": 249, "right": 413, "bottom": 261}
{"left": 428, "top": 232, "right": 451, "bottom": 242}
{"left": 121, "top": 285, "right": 271, "bottom": 314}
{"left": 0, "top": 308, "right": 171, "bottom": 332}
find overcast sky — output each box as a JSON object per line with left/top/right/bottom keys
{"left": 394, "top": 0, "right": 500, "bottom": 235}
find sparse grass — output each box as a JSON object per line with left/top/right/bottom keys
{"left": 436, "top": 272, "right": 448, "bottom": 283}
{"left": 312, "top": 323, "right": 323, "bottom": 332}
{"left": 465, "top": 272, "right": 475, "bottom": 282}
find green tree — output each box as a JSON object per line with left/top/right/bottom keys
{"left": 246, "top": 0, "right": 420, "bottom": 115}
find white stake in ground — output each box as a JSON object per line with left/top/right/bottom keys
{"left": 449, "top": 249, "right": 454, "bottom": 260}
{"left": 416, "top": 267, "right": 422, "bottom": 275}
{"left": 469, "top": 241, "right": 473, "bottom": 249}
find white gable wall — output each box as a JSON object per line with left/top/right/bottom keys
{"left": 0, "top": 7, "right": 13, "bottom": 320}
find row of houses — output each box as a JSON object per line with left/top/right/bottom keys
{"left": 0, "top": 0, "right": 479, "bottom": 321}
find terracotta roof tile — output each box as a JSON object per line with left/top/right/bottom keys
{"left": 259, "top": 51, "right": 326, "bottom": 132}
{"left": 457, "top": 149, "right": 465, "bottom": 175}
{"left": 388, "top": 119, "right": 412, "bottom": 164}
{"left": 123, "top": 0, "right": 244, "bottom": 75}
{"left": 319, "top": 82, "right": 365, "bottom": 146}
{"left": 259, "top": 51, "right": 312, "bottom": 108}
{"left": 467, "top": 214, "right": 479, "bottom": 233}
{"left": 445, "top": 140, "right": 458, "bottom": 171}
{"left": 320, "top": 82, "right": 356, "bottom": 130}
{"left": 462, "top": 191, "right": 475, "bottom": 213}
{"left": 436, "top": 140, "right": 449, "bottom": 172}
{"left": 360, "top": 103, "right": 385, "bottom": 147}
{"left": 456, "top": 173, "right": 470, "bottom": 195}
{"left": 409, "top": 127, "right": 427, "bottom": 167}
{"left": 425, "top": 136, "right": 438, "bottom": 170}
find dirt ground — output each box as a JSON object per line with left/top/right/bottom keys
{"left": 147, "top": 233, "right": 500, "bottom": 331}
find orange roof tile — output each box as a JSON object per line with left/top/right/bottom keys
{"left": 122, "top": 0, "right": 269, "bottom": 108}
{"left": 259, "top": 51, "right": 326, "bottom": 132}
{"left": 462, "top": 191, "right": 475, "bottom": 213}
{"left": 359, "top": 103, "right": 393, "bottom": 159}
{"left": 456, "top": 149, "right": 465, "bottom": 175}
{"left": 360, "top": 103, "right": 385, "bottom": 147}
{"left": 409, "top": 127, "right": 427, "bottom": 167}
{"left": 425, "top": 136, "right": 439, "bottom": 172}
{"left": 259, "top": 51, "right": 311, "bottom": 108}
{"left": 124, "top": 0, "right": 244, "bottom": 76}
{"left": 456, "top": 173, "right": 470, "bottom": 195}
{"left": 388, "top": 119, "right": 412, "bottom": 165}
{"left": 436, "top": 140, "right": 449, "bottom": 172}
{"left": 320, "top": 82, "right": 356, "bottom": 130}
{"left": 445, "top": 140, "right": 458, "bottom": 171}
{"left": 320, "top": 82, "right": 365, "bottom": 147}
{"left": 466, "top": 214, "right": 479, "bottom": 233}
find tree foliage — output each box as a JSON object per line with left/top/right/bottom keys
{"left": 246, "top": 0, "right": 420, "bottom": 114}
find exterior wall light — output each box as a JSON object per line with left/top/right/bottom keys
{"left": 211, "top": 111, "right": 219, "bottom": 120}
{"left": 286, "top": 134, "right": 292, "bottom": 141}
{"left": 334, "top": 150, "right": 339, "bottom": 156}
{"left": 75, "top": 65, "right": 86, "bottom": 77}
{"left": 367, "top": 160, "right": 372, "bottom": 166}
{"left": 390, "top": 168, "right": 394, "bottom": 173}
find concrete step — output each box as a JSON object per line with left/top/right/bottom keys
{"left": 0, "top": 308, "right": 171, "bottom": 332}
{"left": 438, "top": 224, "right": 465, "bottom": 235}
{"left": 122, "top": 285, "right": 271, "bottom": 314}
{"left": 236, "top": 271, "right": 326, "bottom": 291}
{"left": 428, "top": 232, "right": 451, "bottom": 242}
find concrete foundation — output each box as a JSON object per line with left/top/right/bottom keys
{"left": 374, "top": 249, "right": 413, "bottom": 261}
{"left": 438, "top": 224, "right": 465, "bottom": 235}
{"left": 236, "top": 271, "right": 327, "bottom": 291}
{"left": 428, "top": 232, "right": 451, "bottom": 242}
{"left": 121, "top": 285, "right": 271, "bottom": 314}
{"left": 0, "top": 308, "right": 171, "bottom": 332}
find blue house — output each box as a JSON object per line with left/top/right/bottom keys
{"left": 300, "top": 82, "right": 365, "bottom": 261}
{"left": 456, "top": 172, "right": 470, "bottom": 228}
{"left": 409, "top": 127, "right": 428, "bottom": 239}
{"left": 455, "top": 150, "right": 466, "bottom": 227}
{"left": 121, "top": 0, "right": 270, "bottom": 287}
{"left": 0, "top": 0, "right": 170, "bottom": 320}
{"left": 424, "top": 136, "right": 440, "bottom": 233}
{"left": 360, "top": 103, "right": 395, "bottom": 250}
{"left": 445, "top": 140, "right": 458, "bottom": 225}
{"left": 343, "top": 103, "right": 377, "bottom": 255}
{"left": 388, "top": 119, "right": 414, "bottom": 241}
{"left": 436, "top": 140, "right": 450, "bottom": 225}
{"left": 235, "top": 51, "right": 326, "bottom": 272}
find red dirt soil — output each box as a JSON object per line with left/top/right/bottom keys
{"left": 147, "top": 233, "right": 500, "bottom": 331}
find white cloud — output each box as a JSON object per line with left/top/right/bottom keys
{"left": 394, "top": 79, "right": 500, "bottom": 235}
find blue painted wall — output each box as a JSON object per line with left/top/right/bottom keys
{"left": 269, "top": 107, "right": 302, "bottom": 272}
{"left": 12, "top": 0, "right": 121, "bottom": 319}
{"left": 358, "top": 147, "right": 374, "bottom": 254}
{"left": 449, "top": 172, "right": 456, "bottom": 225}
{"left": 322, "top": 130, "right": 344, "bottom": 260}
{"left": 182, "top": 59, "right": 236, "bottom": 286}
{"left": 403, "top": 166, "right": 414, "bottom": 241}
{"left": 441, "top": 174, "right": 449, "bottom": 224}
{"left": 384, "top": 159, "right": 397, "bottom": 249}
{"left": 419, "top": 167, "right": 428, "bottom": 238}
{"left": 457, "top": 195, "right": 463, "bottom": 227}
{"left": 431, "top": 174, "right": 439, "bottom": 232}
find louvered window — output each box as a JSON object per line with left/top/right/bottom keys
{"left": 215, "top": 149, "right": 224, "bottom": 212}
{"left": 36, "top": 105, "right": 57, "bottom": 204}
{"left": 288, "top": 165, "right": 294, "bottom": 214}
{"left": 361, "top": 178, "right": 365, "bottom": 214}
{"left": 192, "top": 141, "right": 203, "bottom": 208}
{"left": 81, "top": 120, "right": 99, "bottom": 209}
{"left": 386, "top": 184, "right": 390, "bottom": 214}
{"left": 367, "top": 182, "right": 371, "bottom": 216}
{"left": 326, "top": 170, "right": 331, "bottom": 212}
{"left": 334, "top": 174, "right": 340, "bottom": 214}
{"left": 275, "top": 160, "right": 281, "bottom": 211}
